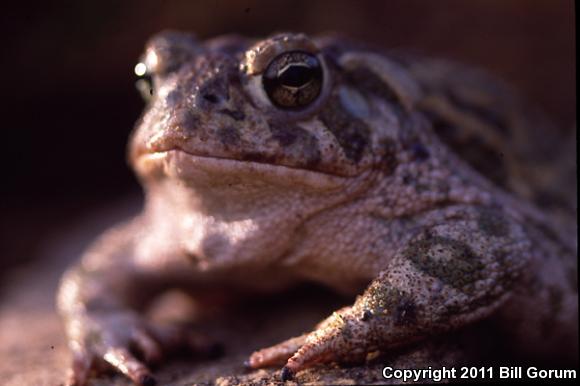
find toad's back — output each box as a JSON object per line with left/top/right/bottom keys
{"left": 391, "top": 51, "right": 578, "bottom": 362}
{"left": 398, "top": 54, "right": 575, "bottom": 217}
{"left": 315, "top": 36, "right": 575, "bottom": 221}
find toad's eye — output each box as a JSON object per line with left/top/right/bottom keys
{"left": 134, "top": 62, "right": 154, "bottom": 101}
{"left": 262, "top": 51, "right": 323, "bottom": 109}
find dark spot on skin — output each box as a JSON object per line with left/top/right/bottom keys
{"left": 171, "top": 110, "right": 199, "bottom": 132}
{"left": 410, "top": 142, "right": 430, "bottom": 161}
{"left": 477, "top": 207, "right": 509, "bottom": 237}
{"left": 360, "top": 309, "right": 373, "bottom": 322}
{"left": 402, "top": 173, "right": 412, "bottom": 185}
{"left": 394, "top": 299, "right": 417, "bottom": 326}
{"left": 269, "top": 122, "right": 298, "bottom": 146}
{"left": 463, "top": 135, "right": 507, "bottom": 187}
{"left": 422, "top": 111, "right": 457, "bottom": 140}
{"left": 218, "top": 109, "right": 245, "bottom": 121}
{"left": 423, "top": 110, "right": 508, "bottom": 188}
{"left": 442, "top": 284, "right": 507, "bottom": 318}
{"left": 345, "top": 67, "right": 402, "bottom": 107}
{"left": 446, "top": 87, "right": 510, "bottom": 136}
{"left": 433, "top": 239, "right": 521, "bottom": 318}
{"left": 319, "top": 96, "right": 370, "bottom": 163}
{"left": 166, "top": 90, "right": 181, "bottom": 106}
{"left": 404, "top": 236, "right": 485, "bottom": 293}
{"left": 377, "top": 138, "right": 398, "bottom": 175}
{"left": 217, "top": 126, "right": 240, "bottom": 147}
{"left": 268, "top": 121, "right": 321, "bottom": 168}
{"left": 363, "top": 281, "right": 416, "bottom": 321}
{"left": 203, "top": 93, "right": 220, "bottom": 104}
{"left": 197, "top": 76, "right": 230, "bottom": 108}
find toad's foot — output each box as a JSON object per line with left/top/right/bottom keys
{"left": 250, "top": 325, "right": 468, "bottom": 382}
{"left": 65, "top": 311, "right": 220, "bottom": 386}
{"left": 247, "top": 306, "right": 374, "bottom": 380}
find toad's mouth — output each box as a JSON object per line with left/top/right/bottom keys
{"left": 135, "top": 149, "right": 351, "bottom": 190}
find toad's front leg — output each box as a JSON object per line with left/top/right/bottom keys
{"left": 57, "top": 220, "right": 215, "bottom": 386}
{"left": 248, "top": 207, "right": 531, "bottom": 379}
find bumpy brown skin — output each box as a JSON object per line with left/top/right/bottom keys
{"left": 57, "top": 31, "right": 578, "bottom": 385}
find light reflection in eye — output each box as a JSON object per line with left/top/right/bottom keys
{"left": 134, "top": 62, "right": 147, "bottom": 77}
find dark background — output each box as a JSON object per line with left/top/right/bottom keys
{"left": 0, "top": 0, "right": 575, "bottom": 275}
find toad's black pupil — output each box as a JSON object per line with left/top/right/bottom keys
{"left": 279, "top": 65, "right": 314, "bottom": 88}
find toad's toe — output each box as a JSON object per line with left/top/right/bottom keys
{"left": 247, "top": 334, "right": 308, "bottom": 368}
